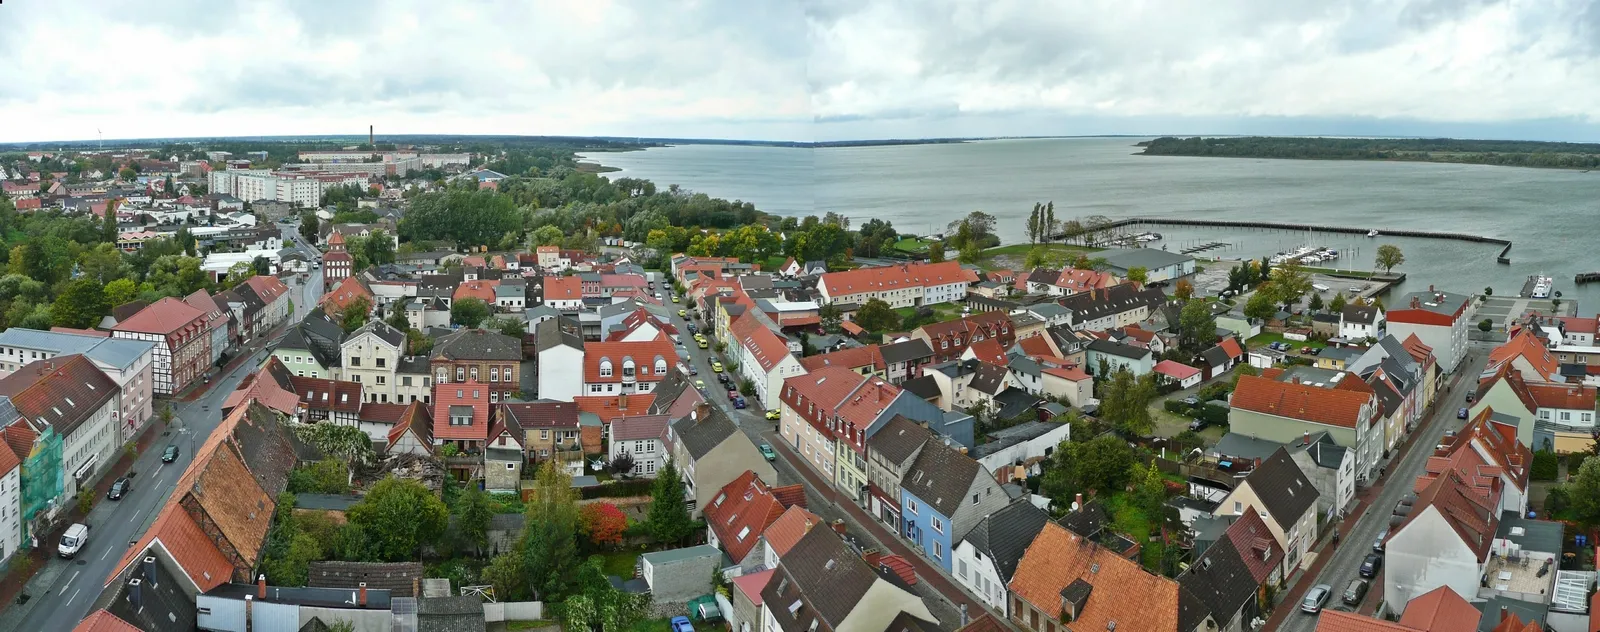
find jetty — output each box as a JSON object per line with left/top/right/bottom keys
{"left": 1180, "top": 241, "right": 1229, "bottom": 255}
{"left": 1065, "top": 217, "right": 1514, "bottom": 264}
{"left": 1576, "top": 273, "right": 1600, "bottom": 285}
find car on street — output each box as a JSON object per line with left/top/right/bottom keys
{"left": 694, "top": 379, "right": 706, "bottom": 391}
{"left": 686, "top": 323, "right": 697, "bottom": 333}
{"left": 161, "top": 444, "right": 180, "bottom": 463}
{"left": 671, "top": 616, "right": 695, "bottom": 632}
{"left": 1342, "top": 579, "right": 1369, "bottom": 606}
{"left": 686, "top": 364, "right": 698, "bottom": 376}
{"left": 1466, "top": 391, "right": 1474, "bottom": 403}
{"left": 1373, "top": 528, "right": 1389, "bottom": 552}
{"left": 1300, "top": 584, "right": 1332, "bottom": 614}
{"left": 698, "top": 338, "right": 709, "bottom": 349}
{"left": 766, "top": 409, "right": 780, "bottom": 420}
{"left": 711, "top": 361, "right": 724, "bottom": 372}
{"left": 58, "top": 523, "right": 89, "bottom": 558}
{"left": 107, "top": 477, "right": 132, "bottom": 500}
{"left": 733, "top": 396, "right": 747, "bottom": 409}
{"left": 759, "top": 443, "right": 777, "bottom": 461}
{"left": 672, "top": 295, "right": 680, "bottom": 303}
{"left": 1458, "top": 407, "right": 1469, "bottom": 419}
{"left": 1301, "top": 346, "right": 1313, "bottom": 354}
{"left": 1360, "top": 553, "right": 1383, "bottom": 578}
{"left": 728, "top": 389, "right": 740, "bottom": 401}
{"left": 678, "top": 309, "right": 687, "bottom": 318}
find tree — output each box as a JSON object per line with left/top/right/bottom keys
{"left": 1268, "top": 262, "right": 1313, "bottom": 310}
{"left": 221, "top": 262, "right": 255, "bottom": 290}
{"left": 1041, "top": 434, "right": 1136, "bottom": 501}
{"left": 385, "top": 306, "right": 411, "bottom": 332}
{"left": 1133, "top": 459, "right": 1167, "bottom": 519}
{"left": 1484, "top": 286, "right": 1494, "bottom": 297}
{"left": 1375, "top": 244, "right": 1405, "bottom": 273}
{"left": 1173, "top": 279, "right": 1194, "bottom": 302}
{"left": 1177, "top": 298, "right": 1218, "bottom": 355}
{"left": 927, "top": 241, "right": 945, "bottom": 263}
{"left": 1126, "top": 266, "right": 1149, "bottom": 286}
{"left": 819, "top": 303, "right": 843, "bottom": 334}
{"left": 100, "top": 201, "right": 119, "bottom": 245}
{"left": 52, "top": 279, "right": 108, "bottom": 329}
{"left": 299, "top": 210, "right": 320, "bottom": 243}
{"left": 287, "top": 460, "right": 350, "bottom": 494}
{"left": 491, "top": 316, "right": 526, "bottom": 338}
{"left": 606, "top": 451, "right": 636, "bottom": 477}
{"left": 853, "top": 298, "right": 899, "bottom": 333}
{"left": 1244, "top": 288, "right": 1278, "bottom": 322}
{"left": 103, "top": 278, "right": 138, "bottom": 307}
{"left": 523, "top": 460, "right": 581, "bottom": 599}
{"left": 345, "top": 476, "right": 449, "bottom": 562}
{"left": 1329, "top": 292, "right": 1347, "bottom": 313}
{"left": 338, "top": 296, "right": 371, "bottom": 333}
{"left": 456, "top": 486, "right": 493, "bottom": 557}
{"left": 1099, "top": 368, "right": 1157, "bottom": 436}
{"left": 1308, "top": 293, "right": 1324, "bottom": 312}
{"left": 251, "top": 256, "right": 272, "bottom": 276}
{"left": 530, "top": 225, "right": 565, "bottom": 248}
{"left": 1479, "top": 319, "right": 1494, "bottom": 332}
{"left": 294, "top": 422, "right": 375, "bottom": 486}
{"left": 958, "top": 238, "right": 982, "bottom": 264}
{"left": 483, "top": 550, "right": 531, "bottom": 601}
{"left": 578, "top": 503, "right": 627, "bottom": 548}
{"left": 1027, "top": 203, "right": 1041, "bottom": 245}
{"left": 1023, "top": 245, "right": 1051, "bottom": 270}
{"left": 1044, "top": 201, "right": 1055, "bottom": 242}
{"left": 451, "top": 298, "right": 491, "bottom": 328}
{"left": 648, "top": 459, "right": 694, "bottom": 545}
{"left": 118, "top": 167, "right": 137, "bottom": 181}
{"left": 1565, "top": 456, "right": 1600, "bottom": 527}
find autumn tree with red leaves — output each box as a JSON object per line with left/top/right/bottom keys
{"left": 579, "top": 502, "right": 628, "bottom": 548}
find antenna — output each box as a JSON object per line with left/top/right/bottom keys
{"left": 98, "top": 128, "right": 102, "bottom": 151}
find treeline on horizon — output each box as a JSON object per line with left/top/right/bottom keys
{"left": 1139, "top": 136, "right": 1600, "bottom": 169}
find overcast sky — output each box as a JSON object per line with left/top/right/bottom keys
{"left": 3, "top": 0, "right": 1600, "bottom": 143}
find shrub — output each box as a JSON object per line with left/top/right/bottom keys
{"left": 579, "top": 479, "right": 654, "bottom": 499}
{"left": 1194, "top": 404, "right": 1230, "bottom": 426}
{"left": 1163, "top": 400, "right": 1189, "bottom": 415}
{"left": 1478, "top": 319, "right": 1493, "bottom": 332}
{"left": 1532, "top": 450, "right": 1560, "bottom": 481}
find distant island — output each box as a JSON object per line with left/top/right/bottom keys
{"left": 1138, "top": 136, "right": 1600, "bottom": 170}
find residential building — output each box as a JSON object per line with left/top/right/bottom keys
{"left": 1312, "top": 586, "right": 1482, "bottom": 632}
{"left": 1383, "top": 468, "right": 1501, "bottom": 611}
{"left": 0, "top": 329, "right": 156, "bottom": 442}
{"left": 340, "top": 320, "right": 406, "bottom": 403}
{"left": 703, "top": 470, "right": 807, "bottom": 571}
{"left": 1154, "top": 359, "right": 1203, "bottom": 388}
{"left": 289, "top": 375, "right": 362, "bottom": 426}
{"left": 952, "top": 500, "right": 1049, "bottom": 617}
{"left": 0, "top": 442, "right": 19, "bottom": 571}
{"left": 1097, "top": 247, "right": 1198, "bottom": 283}
{"left": 1008, "top": 520, "right": 1188, "bottom": 632}
{"left": 779, "top": 367, "right": 950, "bottom": 491}
{"left": 184, "top": 289, "right": 233, "bottom": 365}
{"left": 535, "top": 317, "right": 584, "bottom": 401}
{"left": 1472, "top": 366, "right": 1597, "bottom": 452}
{"left": 1423, "top": 408, "right": 1532, "bottom": 517}
{"left": 1386, "top": 287, "right": 1472, "bottom": 373}
{"left": 542, "top": 275, "right": 584, "bottom": 310}
{"left": 816, "top": 261, "right": 977, "bottom": 307}
{"left": 1213, "top": 449, "right": 1320, "bottom": 578}
{"left": 1177, "top": 509, "right": 1284, "bottom": 632}
{"left": 1213, "top": 431, "right": 1356, "bottom": 519}
{"left": 798, "top": 344, "right": 884, "bottom": 378}
{"left": 1058, "top": 283, "right": 1167, "bottom": 332}
{"left": 500, "top": 401, "right": 584, "bottom": 473}
{"left": 864, "top": 415, "right": 933, "bottom": 531}
{"left": 1040, "top": 364, "right": 1094, "bottom": 408}
{"left": 912, "top": 312, "right": 1015, "bottom": 364}
{"left": 111, "top": 296, "right": 210, "bottom": 394}
{"left": 900, "top": 440, "right": 1010, "bottom": 572}
{"left": 759, "top": 527, "right": 938, "bottom": 632}
{"left": 386, "top": 404, "right": 434, "bottom": 457}
{"left": 432, "top": 379, "right": 492, "bottom": 456}
{"left": 1021, "top": 267, "right": 1118, "bottom": 297}
{"left": 1086, "top": 339, "right": 1155, "bottom": 376}
{"left": 969, "top": 420, "right": 1070, "bottom": 478}
{"left": 582, "top": 339, "right": 676, "bottom": 398}
{"left": 666, "top": 402, "right": 776, "bottom": 517}
{"left": 731, "top": 314, "right": 806, "bottom": 406}
{"left": 1341, "top": 303, "right": 1386, "bottom": 340}
{"left": 321, "top": 230, "right": 353, "bottom": 291}
{"left": 609, "top": 414, "right": 670, "bottom": 478}
{"left": 1230, "top": 372, "right": 1383, "bottom": 481}
{"left": 431, "top": 329, "right": 522, "bottom": 402}
{"left": 484, "top": 411, "right": 525, "bottom": 492}
{"left": 272, "top": 308, "right": 343, "bottom": 379}
{"left": 0, "top": 356, "right": 119, "bottom": 501}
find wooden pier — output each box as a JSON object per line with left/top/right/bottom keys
{"left": 1061, "top": 217, "right": 1515, "bottom": 264}
{"left": 1576, "top": 273, "right": 1600, "bottom": 285}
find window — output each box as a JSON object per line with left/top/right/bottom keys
{"left": 490, "top": 392, "right": 498, "bottom": 402}
{"left": 437, "top": 369, "right": 448, "bottom": 383}
{"left": 402, "top": 377, "right": 412, "bottom": 386}
{"left": 351, "top": 357, "right": 361, "bottom": 367}
{"left": 455, "top": 367, "right": 464, "bottom": 381}
{"left": 932, "top": 516, "right": 944, "bottom": 534}
{"left": 376, "top": 358, "right": 386, "bottom": 368}
{"left": 958, "top": 560, "right": 967, "bottom": 579}
{"left": 490, "top": 367, "right": 499, "bottom": 382}
{"left": 972, "top": 493, "right": 980, "bottom": 505}
{"left": 505, "top": 463, "right": 515, "bottom": 470}
{"left": 737, "top": 526, "right": 751, "bottom": 541}
{"left": 907, "top": 499, "right": 918, "bottom": 514}
{"left": 470, "top": 367, "right": 479, "bottom": 381}
{"left": 540, "top": 430, "right": 549, "bottom": 440}
{"left": 1562, "top": 411, "right": 1573, "bottom": 421}
{"left": 933, "top": 540, "right": 943, "bottom": 560}
{"left": 376, "top": 375, "right": 386, "bottom": 385}
{"left": 1234, "top": 501, "right": 1242, "bottom": 513}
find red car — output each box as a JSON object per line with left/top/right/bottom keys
{"left": 728, "top": 389, "right": 740, "bottom": 401}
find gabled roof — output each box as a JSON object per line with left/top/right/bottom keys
{"left": 347, "top": 319, "right": 406, "bottom": 349}
{"left": 432, "top": 328, "right": 521, "bottom": 361}
{"left": 1231, "top": 374, "right": 1372, "bottom": 429}
{"left": 610, "top": 414, "right": 670, "bottom": 442}
{"left": 1398, "top": 468, "right": 1499, "bottom": 562}
{"left": 731, "top": 313, "right": 795, "bottom": 373}
{"left": 902, "top": 440, "right": 985, "bottom": 521}
{"left": 866, "top": 415, "right": 933, "bottom": 466}
{"left": 1237, "top": 449, "right": 1319, "bottom": 529}
{"left": 1010, "top": 521, "right": 1181, "bottom": 632}
{"left": 1397, "top": 585, "right": 1482, "bottom": 631}
{"left": 583, "top": 339, "right": 677, "bottom": 384}
{"left": 961, "top": 500, "right": 1049, "bottom": 582}
{"left": 0, "top": 355, "right": 118, "bottom": 438}
{"left": 818, "top": 261, "right": 977, "bottom": 296}
{"left": 383, "top": 402, "right": 432, "bottom": 450}
{"left": 288, "top": 376, "right": 362, "bottom": 414}
{"left": 705, "top": 471, "right": 807, "bottom": 564}
{"left": 799, "top": 344, "right": 884, "bottom": 373}
{"left": 879, "top": 337, "right": 934, "bottom": 365}
{"left": 1525, "top": 382, "right": 1596, "bottom": 410}
{"left": 431, "top": 380, "right": 492, "bottom": 441}
{"left": 1179, "top": 508, "right": 1282, "bottom": 628}
{"left": 111, "top": 296, "right": 206, "bottom": 335}
{"left": 500, "top": 401, "right": 580, "bottom": 429}
{"left": 967, "top": 361, "right": 1011, "bottom": 396}
{"left": 1154, "top": 360, "right": 1201, "bottom": 381}
{"left": 1087, "top": 338, "right": 1151, "bottom": 360}
{"left": 1341, "top": 304, "right": 1382, "bottom": 325}
{"left": 761, "top": 527, "right": 921, "bottom": 632}
{"left": 762, "top": 505, "right": 824, "bottom": 558}
{"left": 668, "top": 405, "right": 740, "bottom": 460}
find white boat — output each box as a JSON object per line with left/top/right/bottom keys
{"left": 1531, "top": 275, "right": 1554, "bottom": 299}
{"left": 1367, "top": 229, "right": 1379, "bottom": 238}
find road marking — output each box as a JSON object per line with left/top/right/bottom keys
{"left": 64, "top": 588, "right": 81, "bottom": 606}
{"left": 128, "top": 510, "right": 141, "bottom": 524}
{"left": 67, "top": 570, "right": 79, "bottom": 585}
{"left": 100, "top": 546, "right": 113, "bottom": 560}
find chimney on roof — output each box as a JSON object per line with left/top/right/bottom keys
{"left": 1411, "top": 296, "right": 1421, "bottom": 309}
{"left": 1429, "top": 284, "right": 1434, "bottom": 293}
{"left": 143, "top": 556, "right": 157, "bottom": 585}
{"left": 128, "top": 578, "right": 142, "bottom": 608}
{"left": 1500, "top": 607, "right": 1509, "bottom": 623}
{"left": 258, "top": 573, "right": 268, "bottom": 598}
{"left": 413, "top": 576, "right": 421, "bottom": 599}
{"left": 1075, "top": 493, "right": 1083, "bottom": 510}
{"left": 359, "top": 582, "right": 368, "bottom": 607}
{"left": 693, "top": 401, "right": 710, "bottom": 422}
{"left": 832, "top": 519, "right": 847, "bottom": 535}
{"left": 619, "top": 392, "right": 628, "bottom": 411}
{"left": 1303, "top": 432, "right": 1310, "bottom": 446}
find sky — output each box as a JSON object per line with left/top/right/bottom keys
{"left": 3, "top": 0, "right": 1600, "bottom": 143}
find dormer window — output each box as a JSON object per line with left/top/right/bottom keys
{"left": 600, "top": 359, "right": 613, "bottom": 377}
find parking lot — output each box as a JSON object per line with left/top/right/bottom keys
{"left": 1478, "top": 294, "right": 1573, "bottom": 330}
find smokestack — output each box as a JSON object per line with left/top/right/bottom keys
{"left": 359, "top": 582, "right": 368, "bottom": 607}
{"left": 128, "top": 578, "right": 142, "bottom": 607}
{"left": 831, "top": 519, "right": 846, "bottom": 535}
{"left": 369, "top": 125, "right": 374, "bottom": 147}
{"left": 143, "top": 556, "right": 157, "bottom": 584}
{"left": 258, "top": 573, "right": 267, "bottom": 599}
{"left": 1303, "top": 432, "right": 1310, "bottom": 446}
{"left": 1075, "top": 493, "right": 1083, "bottom": 510}
{"left": 1500, "top": 607, "right": 1509, "bottom": 623}
{"left": 1429, "top": 284, "right": 1434, "bottom": 294}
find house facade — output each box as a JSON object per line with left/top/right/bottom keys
{"left": 899, "top": 440, "right": 1010, "bottom": 572}
{"left": 1386, "top": 287, "right": 1471, "bottom": 374}
{"left": 816, "top": 261, "right": 976, "bottom": 307}
{"left": 1230, "top": 373, "right": 1383, "bottom": 482}
{"left": 1213, "top": 449, "right": 1320, "bottom": 578}
{"left": 111, "top": 297, "right": 210, "bottom": 395}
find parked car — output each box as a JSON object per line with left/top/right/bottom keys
{"left": 161, "top": 445, "right": 179, "bottom": 463}
{"left": 1301, "top": 584, "right": 1332, "bottom": 614}
{"left": 711, "top": 361, "right": 724, "bottom": 373}
{"left": 678, "top": 309, "right": 687, "bottom": 318}
{"left": 1373, "top": 528, "right": 1389, "bottom": 552}
{"left": 59, "top": 523, "right": 89, "bottom": 558}
{"left": 1311, "top": 347, "right": 1323, "bottom": 356}
{"left": 1466, "top": 391, "right": 1475, "bottom": 403}
{"left": 1181, "top": 396, "right": 1200, "bottom": 406}
{"left": 671, "top": 616, "right": 695, "bottom": 632}
{"left": 1360, "top": 553, "right": 1383, "bottom": 578}
{"left": 733, "top": 396, "right": 748, "bottom": 409}
{"left": 694, "top": 379, "right": 706, "bottom": 391}
{"left": 1342, "top": 579, "right": 1369, "bottom": 606}
{"left": 1300, "top": 346, "right": 1313, "bottom": 354}
{"left": 728, "top": 389, "right": 740, "bottom": 401}
{"left": 672, "top": 295, "right": 681, "bottom": 303}
{"left": 1189, "top": 419, "right": 1206, "bottom": 431}
{"left": 766, "top": 409, "right": 780, "bottom": 421}
{"left": 686, "top": 323, "right": 698, "bottom": 334}
{"left": 1458, "top": 407, "right": 1469, "bottom": 419}
{"left": 107, "top": 477, "right": 131, "bottom": 500}
{"left": 759, "top": 443, "right": 777, "bottom": 461}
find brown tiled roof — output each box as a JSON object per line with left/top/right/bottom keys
{"left": 1314, "top": 611, "right": 1418, "bottom": 632}
{"left": 110, "top": 296, "right": 205, "bottom": 335}
{"left": 1396, "top": 585, "right": 1481, "bottom": 631}
{"left": 610, "top": 414, "right": 670, "bottom": 442}
{"left": 2, "top": 422, "right": 35, "bottom": 463}
{"left": 762, "top": 505, "right": 823, "bottom": 558}
{"left": 1526, "top": 382, "right": 1597, "bottom": 410}
{"left": 1487, "top": 328, "right": 1558, "bottom": 381}
{"left": 799, "top": 344, "right": 885, "bottom": 373}
{"left": 1397, "top": 468, "right": 1498, "bottom": 562}
{"left": 71, "top": 609, "right": 145, "bottom": 632}
{"left": 1009, "top": 521, "right": 1180, "bottom": 632}
{"left": 307, "top": 561, "right": 425, "bottom": 597}
{"left": 243, "top": 275, "right": 288, "bottom": 305}
{"left": 957, "top": 613, "right": 1010, "bottom": 632}
{"left": 385, "top": 402, "right": 432, "bottom": 450}
{"left": 705, "top": 471, "right": 793, "bottom": 564}
{"left": 1217, "top": 509, "right": 1283, "bottom": 583}
{"left": 818, "top": 261, "right": 977, "bottom": 296}
{"left": 359, "top": 402, "right": 411, "bottom": 424}
{"left": 1231, "top": 374, "right": 1372, "bottom": 429}
{"left": 500, "top": 401, "right": 580, "bottom": 429}
{"left": 0, "top": 355, "right": 118, "bottom": 438}
{"left": 289, "top": 376, "right": 363, "bottom": 414}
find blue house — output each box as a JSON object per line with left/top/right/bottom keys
{"left": 898, "top": 440, "right": 1011, "bottom": 572}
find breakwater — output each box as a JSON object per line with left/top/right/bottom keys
{"left": 1071, "top": 217, "right": 1515, "bottom": 264}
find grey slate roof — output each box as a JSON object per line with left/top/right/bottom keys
{"left": 433, "top": 328, "right": 521, "bottom": 361}
{"left": 970, "top": 420, "right": 1062, "bottom": 459}
{"left": 307, "top": 561, "right": 425, "bottom": 597}
{"left": 968, "top": 362, "right": 1011, "bottom": 396}
{"left": 669, "top": 405, "right": 739, "bottom": 460}
{"left": 900, "top": 375, "right": 941, "bottom": 400}
{"left": 992, "top": 389, "right": 1041, "bottom": 421}
{"left": 865, "top": 415, "right": 933, "bottom": 465}
{"left": 1058, "top": 283, "right": 1166, "bottom": 324}
{"left": 351, "top": 319, "right": 406, "bottom": 348}
{"left": 1178, "top": 519, "right": 1272, "bottom": 628}
{"left": 959, "top": 499, "right": 1050, "bottom": 582}
{"left": 1200, "top": 344, "right": 1230, "bottom": 368}
{"left": 1396, "top": 288, "right": 1469, "bottom": 317}
{"left": 1058, "top": 499, "right": 1110, "bottom": 538}
{"left": 0, "top": 328, "right": 156, "bottom": 371}
{"left": 1241, "top": 449, "right": 1319, "bottom": 528}
{"left": 1088, "top": 338, "right": 1151, "bottom": 360}
{"left": 1341, "top": 304, "right": 1381, "bottom": 325}
{"left": 760, "top": 528, "right": 883, "bottom": 632}
{"left": 417, "top": 595, "right": 487, "bottom": 632}
{"left": 902, "top": 439, "right": 983, "bottom": 518}
{"left": 1098, "top": 247, "right": 1196, "bottom": 271}
{"left": 396, "top": 355, "right": 431, "bottom": 375}
{"left": 534, "top": 316, "right": 583, "bottom": 353}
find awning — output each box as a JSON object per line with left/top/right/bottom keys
{"left": 72, "top": 454, "right": 99, "bottom": 480}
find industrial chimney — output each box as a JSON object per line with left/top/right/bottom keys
{"left": 369, "top": 125, "right": 374, "bottom": 147}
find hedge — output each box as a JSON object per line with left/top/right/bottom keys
{"left": 1164, "top": 400, "right": 1189, "bottom": 415}
{"left": 580, "top": 478, "right": 655, "bottom": 499}
{"left": 1194, "top": 403, "right": 1230, "bottom": 425}
{"left": 1531, "top": 450, "right": 1559, "bottom": 481}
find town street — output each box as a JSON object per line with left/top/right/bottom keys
{"left": 1272, "top": 345, "right": 1491, "bottom": 632}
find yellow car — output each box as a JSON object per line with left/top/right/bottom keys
{"left": 766, "top": 409, "right": 780, "bottom": 421}
{"left": 697, "top": 338, "right": 709, "bottom": 349}
{"left": 711, "top": 361, "right": 724, "bottom": 373}
{"left": 694, "top": 379, "right": 706, "bottom": 390}
{"left": 672, "top": 295, "right": 681, "bottom": 303}
{"left": 678, "top": 309, "right": 687, "bottom": 318}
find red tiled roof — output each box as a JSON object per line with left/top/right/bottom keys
{"left": 453, "top": 279, "right": 499, "bottom": 303}
{"left": 706, "top": 471, "right": 795, "bottom": 564}
{"left": 966, "top": 338, "right": 1007, "bottom": 365}
{"left": 1488, "top": 328, "right": 1559, "bottom": 381}
{"left": 500, "top": 401, "right": 580, "bottom": 429}
{"left": 1314, "top": 611, "right": 1417, "bottom": 632}
{"left": 543, "top": 276, "right": 582, "bottom": 301}
{"left": 583, "top": 340, "right": 678, "bottom": 384}
{"left": 1526, "top": 382, "right": 1596, "bottom": 410}
{"left": 1397, "top": 585, "right": 1482, "bottom": 631}
{"left": 875, "top": 554, "right": 917, "bottom": 585}
{"left": 385, "top": 402, "right": 432, "bottom": 450}
{"left": 0, "top": 421, "right": 20, "bottom": 475}
{"left": 0, "top": 355, "right": 119, "bottom": 438}
{"left": 1423, "top": 408, "right": 1530, "bottom": 494}
{"left": 761, "top": 505, "right": 823, "bottom": 558}
{"left": 819, "top": 261, "right": 977, "bottom": 296}
{"left": 1042, "top": 366, "right": 1091, "bottom": 381}
{"left": 3, "top": 423, "right": 36, "bottom": 463}
{"left": 1490, "top": 612, "right": 1543, "bottom": 632}
{"left": 780, "top": 367, "right": 871, "bottom": 442}
{"left": 432, "top": 380, "right": 492, "bottom": 441}
{"left": 111, "top": 296, "right": 206, "bottom": 335}
{"left": 798, "top": 344, "right": 884, "bottom": 373}
{"left": 573, "top": 394, "right": 646, "bottom": 424}
{"left": 1398, "top": 468, "right": 1499, "bottom": 562}
{"left": 839, "top": 320, "right": 865, "bottom": 336}
{"left": 1231, "top": 374, "right": 1372, "bottom": 429}
{"left": 359, "top": 402, "right": 412, "bottom": 424}
{"left": 833, "top": 376, "right": 901, "bottom": 435}
{"left": 1401, "top": 334, "right": 1434, "bottom": 365}
{"left": 320, "top": 276, "right": 373, "bottom": 313}
{"left": 222, "top": 366, "right": 302, "bottom": 416}
{"left": 1219, "top": 510, "right": 1283, "bottom": 583}
{"left": 610, "top": 414, "right": 670, "bottom": 442}
{"left": 72, "top": 610, "right": 143, "bottom": 632}
{"left": 289, "top": 376, "right": 362, "bottom": 414}
{"left": 1015, "top": 335, "right": 1058, "bottom": 358}
{"left": 1153, "top": 360, "right": 1200, "bottom": 381}
{"left": 732, "top": 314, "right": 795, "bottom": 373}
{"left": 1010, "top": 522, "right": 1180, "bottom": 632}
{"left": 1218, "top": 336, "right": 1245, "bottom": 358}
{"left": 731, "top": 568, "right": 775, "bottom": 606}
{"left": 243, "top": 275, "right": 288, "bottom": 305}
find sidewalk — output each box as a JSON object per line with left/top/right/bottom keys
{"left": 761, "top": 428, "right": 983, "bottom": 617}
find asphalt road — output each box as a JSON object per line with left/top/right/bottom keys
{"left": 1276, "top": 345, "right": 1491, "bottom": 632}
{"left": 278, "top": 221, "right": 325, "bottom": 316}
{"left": 11, "top": 348, "right": 268, "bottom": 632}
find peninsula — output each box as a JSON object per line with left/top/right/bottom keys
{"left": 1138, "top": 135, "right": 1600, "bottom": 169}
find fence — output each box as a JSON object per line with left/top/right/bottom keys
{"left": 482, "top": 601, "right": 545, "bottom": 623}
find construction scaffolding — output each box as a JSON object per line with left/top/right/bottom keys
{"left": 20, "top": 427, "right": 63, "bottom": 544}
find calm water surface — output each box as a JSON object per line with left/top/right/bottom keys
{"left": 581, "top": 138, "right": 1600, "bottom": 307}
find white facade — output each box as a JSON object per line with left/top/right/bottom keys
{"left": 340, "top": 328, "right": 403, "bottom": 403}
{"left": 0, "top": 465, "right": 19, "bottom": 567}
{"left": 923, "top": 280, "right": 970, "bottom": 306}
{"left": 738, "top": 344, "right": 806, "bottom": 407}
{"left": 62, "top": 398, "right": 120, "bottom": 499}
{"left": 1340, "top": 309, "right": 1386, "bottom": 340}
{"left": 537, "top": 343, "right": 584, "bottom": 402}
{"left": 1383, "top": 508, "right": 1483, "bottom": 613}
{"left": 952, "top": 541, "right": 1011, "bottom": 616}
{"left": 1387, "top": 319, "right": 1468, "bottom": 374}
{"left": 972, "top": 423, "right": 1070, "bottom": 475}
{"left": 607, "top": 434, "right": 664, "bottom": 478}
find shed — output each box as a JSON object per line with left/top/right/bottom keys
{"left": 640, "top": 545, "right": 721, "bottom": 603}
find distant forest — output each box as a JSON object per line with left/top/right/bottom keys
{"left": 1139, "top": 136, "right": 1600, "bottom": 169}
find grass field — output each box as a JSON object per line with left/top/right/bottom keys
{"left": 1247, "top": 331, "right": 1328, "bottom": 351}
{"left": 980, "top": 243, "right": 1102, "bottom": 271}
{"left": 893, "top": 237, "right": 937, "bottom": 253}
{"left": 895, "top": 303, "right": 965, "bottom": 327}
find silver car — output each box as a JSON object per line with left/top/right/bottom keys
{"left": 1301, "top": 584, "right": 1332, "bottom": 614}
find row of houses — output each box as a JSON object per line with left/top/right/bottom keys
{"left": 100, "top": 275, "right": 291, "bottom": 395}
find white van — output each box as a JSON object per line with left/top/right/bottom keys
{"left": 1312, "top": 283, "right": 1331, "bottom": 293}
{"left": 59, "top": 523, "right": 89, "bottom": 558}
